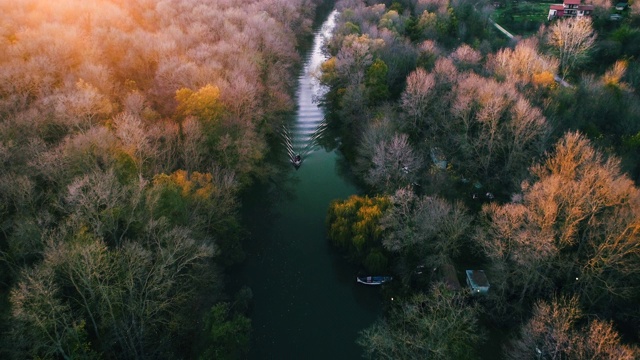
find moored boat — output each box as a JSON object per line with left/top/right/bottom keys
{"left": 356, "top": 276, "right": 392, "bottom": 285}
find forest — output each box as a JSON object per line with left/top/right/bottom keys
{"left": 1, "top": 0, "right": 639, "bottom": 359}
{"left": 322, "top": 0, "right": 640, "bottom": 358}
{"left": 0, "top": 0, "right": 324, "bottom": 358}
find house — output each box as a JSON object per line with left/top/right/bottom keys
{"left": 549, "top": 4, "right": 565, "bottom": 18}
{"left": 465, "top": 270, "right": 490, "bottom": 295}
{"left": 548, "top": 0, "right": 594, "bottom": 20}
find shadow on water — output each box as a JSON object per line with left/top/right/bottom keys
{"left": 234, "top": 5, "right": 383, "bottom": 360}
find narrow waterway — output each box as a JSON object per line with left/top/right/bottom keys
{"left": 240, "top": 10, "right": 382, "bottom": 359}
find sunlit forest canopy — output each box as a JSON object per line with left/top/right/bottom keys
{"left": 0, "top": 0, "right": 317, "bottom": 180}
{"left": 2, "top": 0, "right": 640, "bottom": 358}
{"left": 0, "top": 0, "right": 322, "bottom": 358}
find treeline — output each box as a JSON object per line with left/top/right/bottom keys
{"left": 323, "top": 0, "right": 640, "bottom": 358}
{"left": 0, "top": 0, "right": 321, "bottom": 358}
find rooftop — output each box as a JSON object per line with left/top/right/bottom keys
{"left": 466, "top": 270, "right": 489, "bottom": 288}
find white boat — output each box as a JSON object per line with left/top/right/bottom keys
{"left": 356, "top": 276, "right": 392, "bottom": 285}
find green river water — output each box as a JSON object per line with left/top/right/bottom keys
{"left": 238, "top": 8, "right": 383, "bottom": 359}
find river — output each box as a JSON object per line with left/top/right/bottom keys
{"left": 238, "top": 8, "right": 382, "bottom": 360}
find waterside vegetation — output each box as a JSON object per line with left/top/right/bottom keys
{"left": 0, "top": 0, "right": 323, "bottom": 358}
{"left": 323, "top": 0, "right": 640, "bottom": 358}
{"left": 1, "top": 0, "right": 639, "bottom": 358}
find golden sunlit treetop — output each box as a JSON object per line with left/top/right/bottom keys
{"left": 175, "top": 84, "right": 225, "bottom": 122}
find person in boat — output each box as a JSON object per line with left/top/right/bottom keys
{"left": 294, "top": 154, "right": 301, "bottom": 163}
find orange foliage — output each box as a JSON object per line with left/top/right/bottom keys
{"left": 175, "top": 84, "right": 224, "bottom": 122}
{"left": 327, "top": 195, "right": 390, "bottom": 253}
{"left": 532, "top": 71, "right": 556, "bottom": 88}
{"left": 320, "top": 57, "right": 337, "bottom": 84}
{"left": 602, "top": 60, "right": 628, "bottom": 89}
{"left": 154, "top": 170, "right": 215, "bottom": 200}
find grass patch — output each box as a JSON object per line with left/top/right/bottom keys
{"left": 492, "top": 1, "right": 555, "bottom": 35}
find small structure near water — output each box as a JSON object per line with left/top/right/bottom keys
{"left": 465, "top": 270, "right": 490, "bottom": 295}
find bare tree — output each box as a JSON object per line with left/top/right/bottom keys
{"left": 477, "top": 132, "right": 640, "bottom": 320}
{"left": 359, "top": 283, "right": 483, "bottom": 360}
{"left": 527, "top": 132, "right": 635, "bottom": 249}
{"left": 421, "top": 68, "right": 551, "bottom": 188}
{"left": 382, "top": 188, "right": 472, "bottom": 271}
{"left": 475, "top": 202, "right": 557, "bottom": 307}
{"left": 29, "top": 126, "right": 119, "bottom": 188}
{"left": 547, "top": 17, "right": 597, "bottom": 79}
{"left": 400, "top": 68, "right": 436, "bottom": 132}
{"left": 180, "top": 116, "right": 207, "bottom": 172}
{"left": 576, "top": 320, "right": 639, "bottom": 359}
{"left": 112, "top": 112, "right": 151, "bottom": 170}
{"left": 145, "top": 120, "right": 180, "bottom": 174}
{"left": 505, "top": 295, "right": 583, "bottom": 360}
{"left": 355, "top": 110, "right": 396, "bottom": 176}
{"left": 506, "top": 296, "right": 638, "bottom": 360}
{"left": 64, "top": 168, "right": 147, "bottom": 246}
{"left": 335, "top": 34, "right": 375, "bottom": 86}
{"left": 10, "top": 219, "right": 216, "bottom": 359}
{"left": 579, "top": 203, "right": 640, "bottom": 308}
{"left": 367, "top": 133, "right": 423, "bottom": 193}
{"left": 450, "top": 73, "right": 514, "bottom": 181}
{"left": 488, "top": 38, "right": 559, "bottom": 86}
{"left": 450, "top": 44, "right": 482, "bottom": 68}
{"left": 9, "top": 259, "right": 97, "bottom": 359}
{"left": 504, "top": 98, "right": 548, "bottom": 176}
{"left": 332, "top": 34, "right": 378, "bottom": 119}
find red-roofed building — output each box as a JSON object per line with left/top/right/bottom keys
{"left": 549, "top": 4, "right": 565, "bottom": 18}
{"left": 548, "top": 0, "right": 594, "bottom": 20}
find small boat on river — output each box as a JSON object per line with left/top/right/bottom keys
{"left": 291, "top": 154, "right": 302, "bottom": 169}
{"left": 356, "top": 276, "right": 392, "bottom": 285}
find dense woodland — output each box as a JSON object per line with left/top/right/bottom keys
{"left": 1, "top": 0, "right": 640, "bottom": 359}
{"left": 0, "top": 0, "right": 324, "bottom": 358}
{"left": 322, "top": 0, "right": 640, "bottom": 358}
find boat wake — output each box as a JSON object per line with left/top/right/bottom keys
{"left": 280, "top": 121, "right": 327, "bottom": 167}
{"left": 281, "top": 11, "right": 337, "bottom": 169}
